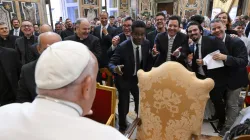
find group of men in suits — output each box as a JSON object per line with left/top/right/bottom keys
{"left": 186, "top": 19, "right": 248, "bottom": 136}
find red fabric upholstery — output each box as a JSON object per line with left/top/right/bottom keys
{"left": 87, "top": 88, "right": 112, "bottom": 124}
{"left": 245, "top": 66, "right": 250, "bottom": 105}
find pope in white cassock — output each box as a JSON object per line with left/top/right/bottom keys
{"left": 0, "top": 41, "right": 127, "bottom": 140}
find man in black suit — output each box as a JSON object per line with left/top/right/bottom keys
{"left": 16, "top": 32, "right": 62, "bottom": 103}
{"left": 109, "top": 16, "right": 117, "bottom": 28}
{"left": 242, "top": 15, "right": 250, "bottom": 37}
{"left": 9, "top": 18, "right": 24, "bottom": 37}
{"left": 210, "top": 19, "right": 248, "bottom": 136}
{"left": 107, "top": 16, "right": 133, "bottom": 58}
{"left": 93, "top": 11, "right": 115, "bottom": 68}
{"left": 109, "top": 21, "right": 153, "bottom": 133}
{"left": 64, "top": 18, "right": 102, "bottom": 62}
{"left": 60, "top": 18, "right": 74, "bottom": 40}
{"left": 15, "top": 20, "right": 38, "bottom": 65}
{"left": 186, "top": 21, "right": 228, "bottom": 131}
{"left": 146, "top": 12, "right": 166, "bottom": 50}
{"left": 0, "top": 22, "right": 19, "bottom": 49}
{"left": 0, "top": 47, "right": 21, "bottom": 106}
{"left": 153, "top": 15, "right": 189, "bottom": 67}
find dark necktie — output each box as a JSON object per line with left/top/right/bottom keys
{"left": 194, "top": 43, "right": 199, "bottom": 60}
{"left": 136, "top": 46, "right": 140, "bottom": 72}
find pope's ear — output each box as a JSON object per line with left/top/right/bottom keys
{"left": 81, "top": 75, "right": 92, "bottom": 100}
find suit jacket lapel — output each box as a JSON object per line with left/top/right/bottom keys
{"left": 172, "top": 33, "right": 179, "bottom": 53}
{"left": 141, "top": 41, "right": 148, "bottom": 69}
{"left": 128, "top": 40, "right": 135, "bottom": 71}
{"left": 201, "top": 37, "right": 205, "bottom": 57}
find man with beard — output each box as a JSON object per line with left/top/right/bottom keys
{"left": 210, "top": 19, "right": 248, "bottom": 136}
{"left": 107, "top": 16, "right": 133, "bottom": 58}
{"left": 186, "top": 21, "right": 228, "bottom": 132}
{"left": 54, "top": 22, "right": 62, "bottom": 35}
{"left": 109, "top": 16, "right": 117, "bottom": 28}
{"left": 15, "top": 20, "right": 38, "bottom": 65}
{"left": 10, "top": 18, "right": 24, "bottom": 37}
{"left": 92, "top": 11, "right": 115, "bottom": 68}
{"left": 60, "top": 18, "right": 74, "bottom": 40}
{"left": 109, "top": 20, "right": 153, "bottom": 133}
{"left": 64, "top": 18, "right": 102, "bottom": 64}
{"left": 0, "top": 22, "right": 19, "bottom": 49}
{"left": 147, "top": 12, "right": 166, "bottom": 50}
{"left": 153, "top": 15, "right": 189, "bottom": 67}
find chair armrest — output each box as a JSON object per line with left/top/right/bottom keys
{"left": 106, "top": 114, "right": 114, "bottom": 126}
{"left": 124, "top": 118, "right": 141, "bottom": 138}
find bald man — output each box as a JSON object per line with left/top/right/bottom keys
{"left": 32, "top": 24, "right": 53, "bottom": 58}
{"left": 0, "top": 41, "right": 127, "bottom": 140}
{"left": 16, "top": 32, "right": 61, "bottom": 103}
{"left": 64, "top": 18, "right": 101, "bottom": 62}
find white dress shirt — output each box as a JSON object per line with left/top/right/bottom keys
{"left": 0, "top": 98, "right": 128, "bottom": 140}
{"left": 131, "top": 39, "right": 142, "bottom": 75}
{"left": 194, "top": 36, "right": 205, "bottom": 76}
{"left": 100, "top": 24, "right": 109, "bottom": 38}
{"left": 13, "top": 28, "right": 20, "bottom": 36}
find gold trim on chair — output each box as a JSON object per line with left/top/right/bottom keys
{"left": 96, "top": 83, "right": 117, "bottom": 127}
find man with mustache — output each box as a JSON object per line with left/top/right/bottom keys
{"left": 109, "top": 21, "right": 153, "bottom": 133}
{"left": 60, "top": 18, "right": 74, "bottom": 40}
{"left": 210, "top": 18, "right": 248, "bottom": 136}
{"left": 10, "top": 18, "right": 24, "bottom": 37}
{"left": 0, "top": 22, "right": 20, "bottom": 49}
{"left": 153, "top": 15, "right": 189, "bottom": 67}
{"left": 146, "top": 12, "right": 166, "bottom": 50}
{"left": 186, "top": 21, "right": 228, "bottom": 133}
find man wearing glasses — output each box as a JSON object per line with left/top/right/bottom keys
{"left": 107, "top": 16, "right": 133, "bottom": 58}
{"left": 15, "top": 20, "right": 37, "bottom": 65}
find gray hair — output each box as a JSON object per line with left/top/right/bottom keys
{"left": 75, "top": 18, "right": 89, "bottom": 26}
{"left": 203, "top": 16, "right": 211, "bottom": 28}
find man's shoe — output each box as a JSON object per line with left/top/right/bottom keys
{"left": 219, "top": 127, "right": 230, "bottom": 137}
{"left": 217, "top": 122, "right": 224, "bottom": 131}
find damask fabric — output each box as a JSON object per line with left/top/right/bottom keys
{"left": 137, "top": 61, "right": 214, "bottom": 140}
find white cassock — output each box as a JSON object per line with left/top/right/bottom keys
{"left": 0, "top": 98, "right": 128, "bottom": 140}
{"left": 87, "top": 9, "right": 96, "bottom": 22}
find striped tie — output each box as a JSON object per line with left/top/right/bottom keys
{"left": 167, "top": 38, "right": 174, "bottom": 61}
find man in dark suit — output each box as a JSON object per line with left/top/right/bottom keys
{"left": 9, "top": 18, "right": 24, "bottom": 37}
{"left": 153, "top": 15, "right": 189, "bottom": 67}
{"left": 60, "top": 18, "right": 74, "bottom": 40}
{"left": 109, "top": 21, "right": 153, "bottom": 133}
{"left": 109, "top": 16, "right": 117, "bottom": 28}
{"left": 107, "top": 16, "right": 133, "bottom": 58}
{"left": 0, "top": 47, "right": 21, "bottom": 106}
{"left": 64, "top": 18, "right": 102, "bottom": 62}
{"left": 210, "top": 19, "right": 248, "bottom": 136}
{"left": 93, "top": 11, "right": 115, "bottom": 68}
{"left": 186, "top": 21, "right": 229, "bottom": 132}
{"left": 242, "top": 15, "right": 250, "bottom": 37}
{"left": 0, "top": 22, "right": 19, "bottom": 49}
{"left": 15, "top": 20, "right": 38, "bottom": 65}
{"left": 146, "top": 12, "right": 166, "bottom": 50}
{"left": 16, "top": 32, "right": 62, "bottom": 103}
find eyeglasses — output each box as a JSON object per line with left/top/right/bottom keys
{"left": 21, "top": 25, "right": 33, "bottom": 28}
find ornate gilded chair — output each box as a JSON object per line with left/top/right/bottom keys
{"left": 86, "top": 83, "right": 116, "bottom": 127}
{"left": 125, "top": 61, "right": 215, "bottom": 140}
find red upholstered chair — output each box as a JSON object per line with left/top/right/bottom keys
{"left": 86, "top": 83, "right": 116, "bottom": 127}
{"left": 244, "top": 66, "right": 250, "bottom": 107}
